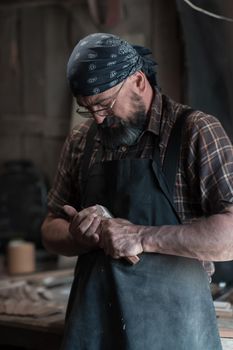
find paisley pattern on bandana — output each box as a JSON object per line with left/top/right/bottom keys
{"left": 67, "top": 33, "right": 158, "bottom": 97}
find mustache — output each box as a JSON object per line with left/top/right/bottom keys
{"left": 97, "top": 96, "right": 147, "bottom": 149}
{"left": 98, "top": 116, "right": 126, "bottom": 129}
{"left": 98, "top": 114, "right": 146, "bottom": 149}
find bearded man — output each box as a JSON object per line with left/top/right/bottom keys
{"left": 41, "top": 33, "right": 233, "bottom": 350}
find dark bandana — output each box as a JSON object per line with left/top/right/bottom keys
{"left": 67, "top": 33, "right": 158, "bottom": 97}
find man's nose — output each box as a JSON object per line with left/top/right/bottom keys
{"left": 93, "top": 114, "right": 106, "bottom": 124}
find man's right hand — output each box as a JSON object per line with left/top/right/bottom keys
{"left": 63, "top": 205, "right": 102, "bottom": 251}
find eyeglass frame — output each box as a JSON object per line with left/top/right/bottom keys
{"left": 76, "top": 77, "right": 128, "bottom": 119}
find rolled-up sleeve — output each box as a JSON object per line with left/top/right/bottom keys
{"left": 47, "top": 121, "right": 91, "bottom": 218}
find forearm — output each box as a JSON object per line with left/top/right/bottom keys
{"left": 41, "top": 215, "right": 78, "bottom": 256}
{"left": 141, "top": 206, "right": 233, "bottom": 261}
{"left": 41, "top": 214, "right": 92, "bottom": 256}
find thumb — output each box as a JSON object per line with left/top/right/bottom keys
{"left": 63, "top": 205, "right": 78, "bottom": 218}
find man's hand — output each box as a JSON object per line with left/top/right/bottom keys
{"left": 63, "top": 205, "right": 102, "bottom": 251}
{"left": 99, "top": 218, "right": 144, "bottom": 259}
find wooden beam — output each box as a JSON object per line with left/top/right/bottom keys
{"left": 150, "top": 0, "right": 183, "bottom": 102}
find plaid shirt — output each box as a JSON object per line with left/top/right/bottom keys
{"left": 48, "top": 90, "right": 233, "bottom": 223}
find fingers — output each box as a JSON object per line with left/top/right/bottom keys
{"left": 66, "top": 206, "right": 104, "bottom": 248}
{"left": 70, "top": 208, "right": 99, "bottom": 234}
{"left": 79, "top": 216, "right": 101, "bottom": 244}
{"left": 63, "top": 205, "right": 78, "bottom": 218}
{"left": 78, "top": 213, "right": 99, "bottom": 233}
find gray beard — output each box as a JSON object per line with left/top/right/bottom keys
{"left": 98, "top": 108, "right": 147, "bottom": 150}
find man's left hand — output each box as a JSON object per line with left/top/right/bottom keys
{"left": 100, "top": 218, "right": 143, "bottom": 259}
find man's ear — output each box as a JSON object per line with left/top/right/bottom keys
{"left": 130, "top": 71, "right": 146, "bottom": 93}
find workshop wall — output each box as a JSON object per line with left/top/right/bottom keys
{"left": 0, "top": 4, "right": 71, "bottom": 183}
{"left": 176, "top": 0, "right": 233, "bottom": 141}
{"left": 0, "top": 0, "right": 181, "bottom": 184}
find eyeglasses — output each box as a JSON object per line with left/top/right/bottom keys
{"left": 76, "top": 77, "right": 127, "bottom": 119}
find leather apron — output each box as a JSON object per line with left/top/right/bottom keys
{"left": 61, "top": 113, "right": 222, "bottom": 350}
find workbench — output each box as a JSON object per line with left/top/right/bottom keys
{"left": 0, "top": 265, "right": 71, "bottom": 350}
{"left": 0, "top": 313, "right": 64, "bottom": 349}
{"left": 0, "top": 267, "right": 233, "bottom": 350}
{"left": 1, "top": 308, "right": 233, "bottom": 350}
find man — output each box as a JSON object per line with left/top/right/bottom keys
{"left": 41, "top": 33, "right": 233, "bottom": 350}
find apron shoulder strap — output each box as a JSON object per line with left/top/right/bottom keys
{"left": 162, "top": 108, "right": 193, "bottom": 196}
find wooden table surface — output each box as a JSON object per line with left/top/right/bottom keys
{"left": 0, "top": 268, "right": 233, "bottom": 349}
{"left": 218, "top": 318, "right": 233, "bottom": 349}
{"left": 1, "top": 313, "right": 233, "bottom": 350}
{"left": 0, "top": 313, "right": 64, "bottom": 350}
{"left": 0, "top": 267, "right": 71, "bottom": 349}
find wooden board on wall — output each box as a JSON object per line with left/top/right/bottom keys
{"left": 0, "top": 4, "right": 71, "bottom": 183}
{"left": 44, "top": 5, "right": 71, "bottom": 121}
{"left": 21, "top": 7, "right": 46, "bottom": 116}
{"left": 151, "top": 0, "right": 183, "bottom": 102}
{"left": 0, "top": 9, "right": 21, "bottom": 114}
{"left": 1, "top": 0, "right": 173, "bottom": 183}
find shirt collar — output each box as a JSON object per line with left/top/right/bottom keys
{"left": 145, "top": 88, "right": 163, "bottom": 136}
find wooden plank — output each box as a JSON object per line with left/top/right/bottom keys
{"left": 0, "top": 312, "right": 65, "bottom": 331}
{"left": 214, "top": 301, "right": 233, "bottom": 318}
{"left": 21, "top": 7, "right": 46, "bottom": 116}
{"left": 0, "top": 117, "right": 44, "bottom": 136}
{"left": 0, "top": 136, "right": 22, "bottom": 161}
{"left": 2, "top": 267, "right": 74, "bottom": 283}
{"left": 44, "top": 6, "right": 70, "bottom": 120}
{"left": 151, "top": 0, "right": 183, "bottom": 102}
{"left": 218, "top": 1, "right": 233, "bottom": 125}
{"left": 0, "top": 268, "right": 72, "bottom": 348}
{"left": 218, "top": 317, "right": 233, "bottom": 338}
{"left": 220, "top": 328, "right": 233, "bottom": 338}
{"left": 0, "top": 323, "right": 63, "bottom": 350}
{"left": 42, "top": 137, "right": 67, "bottom": 182}
{"left": 21, "top": 134, "right": 45, "bottom": 172}
{"left": 0, "top": 116, "right": 69, "bottom": 137}
{"left": 0, "top": 8, "right": 21, "bottom": 115}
